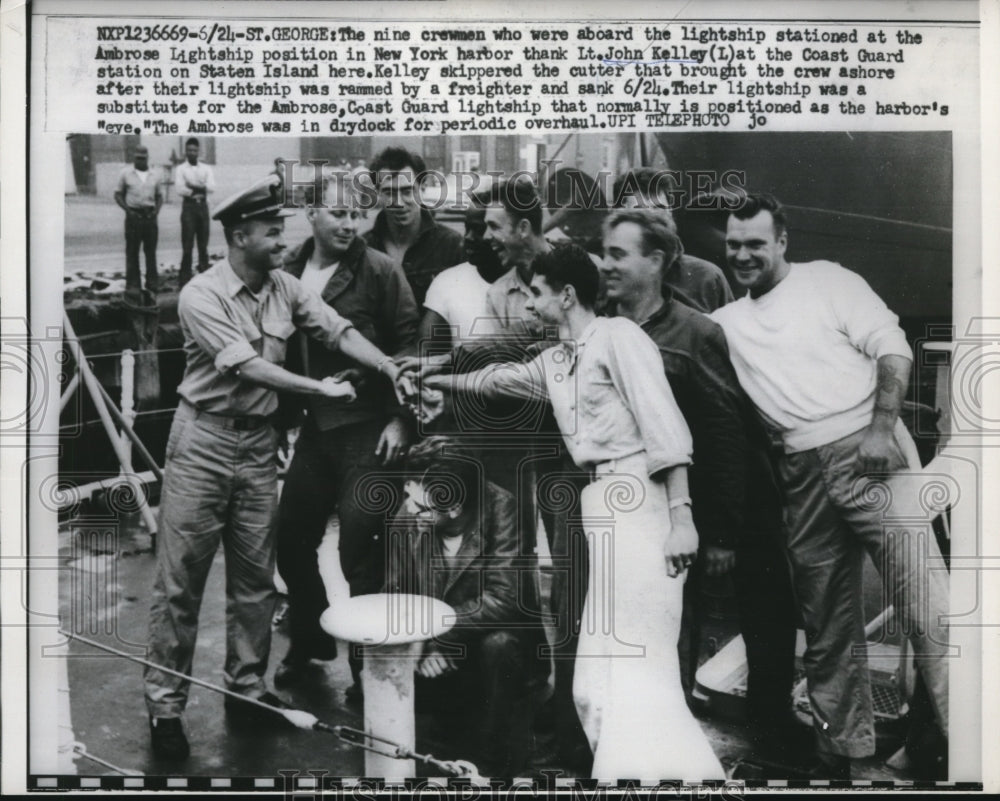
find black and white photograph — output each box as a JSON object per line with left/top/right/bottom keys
{"left": 1, "top": 0, "right": 996, "bottom": 795}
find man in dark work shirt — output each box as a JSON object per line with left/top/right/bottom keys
{"left": 363, "top": 147, "right": 465, "bottom": 307}
{"left": 599, "top": 206, "right": 805, "bottom": 769}
{"left": 612, "top": 167, "right": 734, "bottom": 313}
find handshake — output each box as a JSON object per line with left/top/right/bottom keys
{"left": 317, "top": 358, "right": 447, "bottom": 425}
{"left": 393, "top": 357, "right": 446, "bottom": 424}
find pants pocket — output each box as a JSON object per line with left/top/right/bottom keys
{"left": 164, "top": 417, "right": 191, "bottom": 463}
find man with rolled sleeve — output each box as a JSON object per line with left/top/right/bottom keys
{"left": 600, "top": 208, "right": 800, "bottom": 764}
{"left": 114, "top": 145, "right": 163, "bottom": 295}
{"left": 422, "top": 245, "right": 724, "bottom": 781}
{"left": 144, "top": 176, "right": 411, "bottom": 761}
{"left": 711, "top": 193, "right": 950, "bottom": 778}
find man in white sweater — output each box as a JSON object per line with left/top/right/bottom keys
{"left": 711, "top": 194, "right": 949, "bottom": 779}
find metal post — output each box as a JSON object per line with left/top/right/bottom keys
{"left": 62, "top": 313, "right": 158, "bottom": 535}
{"left": 120, "top": 349, "right": 135, "bottom": 470}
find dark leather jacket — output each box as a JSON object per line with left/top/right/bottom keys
{"left": 384, "top": 482, "right": 549, "bottom": 680}
{"left": 281, "top": 235, "right": 418, "bottom": 431}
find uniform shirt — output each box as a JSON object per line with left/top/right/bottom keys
{"left": 711, "top": 260, "right": 912, "bottom": 453}
{"left": 472, "top": 316, "right": 692, "bottom": 476}
{"left": 174, "top": 161, "right": 216, "bottom": 199}
{"left": 116, "top": 166, "right": 162, "bottom": 210}
{"left": 424, "top": 262, "right": 501, "bottom": 344}
{"left": 176, "top": 259, "right": 353, "bottom": 417}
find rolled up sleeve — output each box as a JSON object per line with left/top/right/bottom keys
{"left": 178, "top": 287, "right": 257, "bottom": 374}
{"left": 290, "top": 278, "right": 354, "bottom": 350}
{"left": 607, "top": 324, "right": 693, "bottom": 475}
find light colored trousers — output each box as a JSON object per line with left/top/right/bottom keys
{"left": 777, "top": 420, "right": 950, "bottom": 758}
{"left": 145, "top": 403, "right": 280, "bottom": 718}
{"left": 572, "top": 453, "right": 724, "bottom": 782}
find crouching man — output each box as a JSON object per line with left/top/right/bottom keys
{"left": 384, "top": 436, "right": 550, "bottom": 777}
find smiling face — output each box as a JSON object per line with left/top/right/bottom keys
{"left": 524, "top": 273, "right": 567, "bottom": 329}
{"left": 483, "top": 203, "right": 532, "bottom": 271}
{"left": 308, "top": 198, "right": 360, "bottom": 259}
{"left": 377, "top": 167, "right": 422, "bottom": 230}
{"left": 726, "top": 210, "right": 789, "bottom": 297}
{"left": 600, "top": 221, "right": 664, "bottom": 304}
{"left": 236, "top": 218, "right": 287, "bottom": 271}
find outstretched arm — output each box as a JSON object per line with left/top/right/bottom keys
{"left": 236, "top": 357, "right": 355, "bottom": 400}
{"left": 422, "top": 356, "right": 548, "bottom": 403}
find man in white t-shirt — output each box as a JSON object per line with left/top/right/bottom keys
{"left": 114, "top": 145, "right": 163, "bottom": 295}
{"left": 421, "top": 201, "right": 506, "bottom": 346}
{"left": 711, "top": 193, "right": 949, "bottom": 779}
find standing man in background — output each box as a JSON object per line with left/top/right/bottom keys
{"left": 363, "top": 146, "right": 464, "bottom": 307}
{"left": 175, "top": 137, "right": 216, "bottom": 288}
{"left": 114, "top": 144, "right": 163, "bottom": 296}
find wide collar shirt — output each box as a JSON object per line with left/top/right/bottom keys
{"left": 176, "top": 259, "right": 353, "bottom": 417}
{"left": 473, "top": 316, "right": 692, "bottom": 476}
{"left": 485, "top": 266, "right": 535, "bottom": 337}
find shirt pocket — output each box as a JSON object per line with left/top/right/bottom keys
{"left": 260, "top": 318, "right": 296, "bottom": 365}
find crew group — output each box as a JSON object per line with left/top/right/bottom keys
{"left": 141, "top": 146, "right": 950, "bottom": 782}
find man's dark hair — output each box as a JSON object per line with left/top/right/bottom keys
{"left": 404, "top": 436, "right": 480, "bottom": 513}
{"left": 470, "top": 187, "right": 492, "bottom": 208}
{"left": 612, "top": 168, "right": 656, "bottom": 206}
{"left": 369, "top": 146, "right": 427, "bottom": 183}
{"left": 185, "top": 137, "right": 200, "bottom": 149}
{"left": 603, "top": 208, "right": 683, "bottom": 269}
{"left": 531, "top": 243, "right": 599, "bottom": 309}
{"left": 487, "top": 177, "right": 543, "bottom": 235}
{"left": 732, "top": 193, "right": 787, "bottom": 237}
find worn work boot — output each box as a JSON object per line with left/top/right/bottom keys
{"left": 149, "top": 716, "right": 190, "bottom": 760}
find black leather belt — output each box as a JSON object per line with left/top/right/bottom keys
{"left": 183, "top": 402, "right": 273, "bottom": 431}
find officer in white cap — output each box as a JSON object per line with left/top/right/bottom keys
{"left": 144, "top": 175, "right": 410, "bottom": 760}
